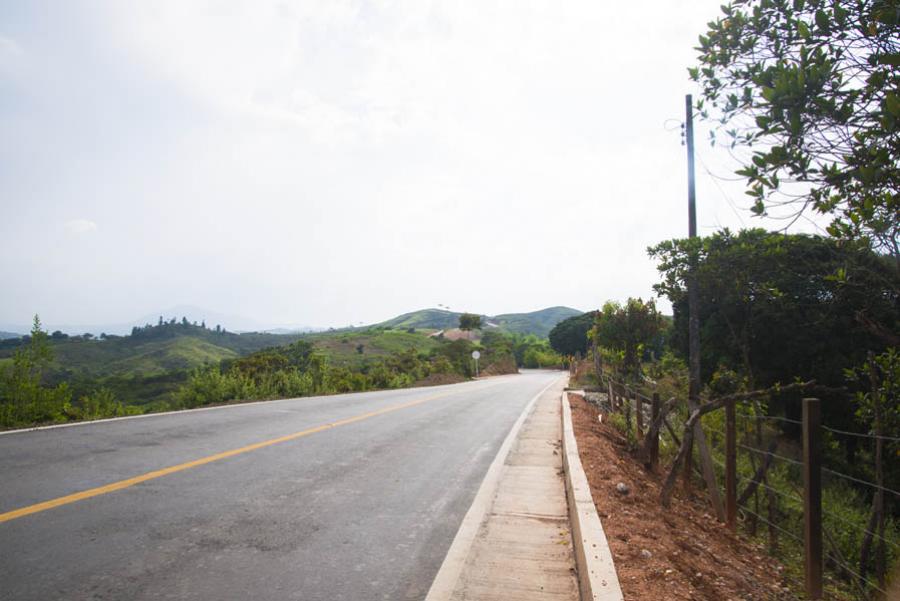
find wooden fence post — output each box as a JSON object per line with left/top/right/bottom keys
{"left": 636, "top": 393, "right": 644, "bottom": 437}
{"left": 650, "top": 393, "right": 660, "bottom": 471}
{"left": 624, "top": 388, "right": 632, "bottom": 438}
{"left": 803, "top": 398, "right": 823, "bottom": 600}
{"left": 725, "top": 399, "right": 737, "bottom": 532}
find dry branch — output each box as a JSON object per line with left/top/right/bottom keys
{"left": 660, "top": 380, "right": 815, "bottom": 506}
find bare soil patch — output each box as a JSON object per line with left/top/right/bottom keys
{"left": 569, "top": 392, "right": 797, "bottom": 601}
{"left": 412, "top": 373, "right": 467, "bottom": 387}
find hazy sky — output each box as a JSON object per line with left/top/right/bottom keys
{"left": 0, "top": 1, "right": 825, "bottom": 330}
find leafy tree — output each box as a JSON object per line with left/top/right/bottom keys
{"left": 649, "top": 229, "right": 899, "bottom": 431}
{"left": 691, "top": 0, "right": 900, "bottom": 255}
{"left": 651, "top": 229, "right": 897, "bottom": 385}
{"left": 549, "top": 312, "right": 596, "bottom": 356}
{"left": 0, "top": 315, "right": 71, "bottom": 427}
{"left": 458, "top": 313, "right": 482, "bottom": 331}
{"left": 594, "top": 298, "right": 663, "bottom": 378}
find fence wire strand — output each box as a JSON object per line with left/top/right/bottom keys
{"left": 745, "top": 415, "right": 803, "bottom": 426}
{"left": 821, "top": 467, "right": 900, "bottom": 498}
{"left": 820, "top": 425, "right": 900, "bottom": 443}
{"left": 737, "top": 443, "right": 804, "bottom": 466}
{"left": 824, "top": 551, "right": 887, "bottom": 596}
{"left": 737, "top": 473, "right": 805, "bottom": 506}
{"left": 822, "top": 507, "right": 900, "bottom": 552}
{"left": 739, "top": 506, "right": 804, "bottom": 545}
{"left": 598, "top": 371, "right": 898, "bottom": 599}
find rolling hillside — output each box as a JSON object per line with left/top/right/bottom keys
{"left": 301, "top": 329, "right": 443, "bottom": 368}
{"left": 0, "top": 323, "right": 308, "bottom": 379}
{"left": 0, "top": 304, "right": 578, "bottom": 386}
{"left": 488, "top": 306, "right": 582, "bottom": 337}
{"left": 372, "top": 306, "right": 582, "bottom": 338}
{"left": 374, "top": 309, "right": 462, "bottom": 331}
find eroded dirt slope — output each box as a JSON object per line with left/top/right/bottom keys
{"left": 569, "top": 393, "right": 798, "bottom": 601}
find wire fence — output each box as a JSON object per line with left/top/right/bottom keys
{"left": 593, "top": 371, "right": 898, "bottom": 601}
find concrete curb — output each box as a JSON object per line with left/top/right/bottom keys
{"left": 561, "top": 391, "right": 624, "bottom": 601}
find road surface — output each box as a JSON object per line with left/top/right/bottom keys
{"left": 0, "top": 370, "right": 563, "bottom": 601}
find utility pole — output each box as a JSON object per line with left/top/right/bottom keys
{"left": 684, "top": 94, "right": 725, "bottom": 521}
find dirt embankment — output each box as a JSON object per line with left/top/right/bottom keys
{"left": 569, "top": 393, "right": 797, "bottom": 601}
{"left": 479, "top": 357, "right": 518, "bottom": 376}
{"left": 413, "top": 373, "right": 467, "bottom": 387}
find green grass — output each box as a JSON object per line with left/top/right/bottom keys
{"left": 306, "top": 329, "right": 442, "bottom": 367}
{"left": 101, "top": 338, "right": 238, "bottom": 376}
{"left": 29, "top": 337, "right": 237, "bottom": 377}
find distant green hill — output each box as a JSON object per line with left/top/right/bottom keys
{"left": 0, "top": 307, "right": 580, "bottom": 381}
{"left": 372, "top": 306, "right": 582, "bottom": 338}
{"left": 0, "top": 322, "right": 308, "bottom": 379}
{"left": 488, "top": 306, "right": 582, "bottom": 337}
{"left": 0, "top": 331, "right": 21, "bottom": 340}
{"left": 375, "top": 309, "right": 463, "bottom": 331}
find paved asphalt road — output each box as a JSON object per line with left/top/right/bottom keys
{"left": 0, "top": 370, "right": 563, "bottom": 601}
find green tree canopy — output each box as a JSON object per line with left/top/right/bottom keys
{"left": 458, "top": 313, "right": 482, "bottom": 331}
{"left": 548, "top": 311, "right": 596, "bottom": 357}
{"left": 594, "top": 299, "right": 663, "bottom": 377}
{"left": 649, "top": 228, "right": 899, "bottom": 424}
{"left": 692, "top": 0, "right": 899, "bottom": 256}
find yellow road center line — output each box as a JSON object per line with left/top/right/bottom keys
{"left": 0, "top": 386, "right": 482, "bottom": 524}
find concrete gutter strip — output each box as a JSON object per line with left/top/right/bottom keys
{"left": 424, "top": 375, "right": 564, "bottom": 601}
{"left": 561, "top": 391, "right": 624, "bottom": 601}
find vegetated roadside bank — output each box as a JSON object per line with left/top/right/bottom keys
{"left": 0, "top": 318, "right": 561, "bottom": 430}
{"left": 568, "top": 391, "right": 796, "bottom": 601}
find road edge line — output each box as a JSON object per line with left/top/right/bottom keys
{"left": 424, "top": 373, "right": 564, "bottom": 601}
{"left": 561, "top": 390, "right": 624, "bottom": 601}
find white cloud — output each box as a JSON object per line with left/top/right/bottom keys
{"left": 63, "top": 219, "right": 98, "bottom": 235}
{"left": 0, "top": 34, "right": 22, "bottom": 72}
{"left": 0, "top": 34, "right": 22, "bottom": 57}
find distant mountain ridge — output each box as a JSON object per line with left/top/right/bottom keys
{"left": 0, "top": 305, "right": 320, "bottom": 337}
{"left": 374, "top": 306, "right": 582, "bottom": 338}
